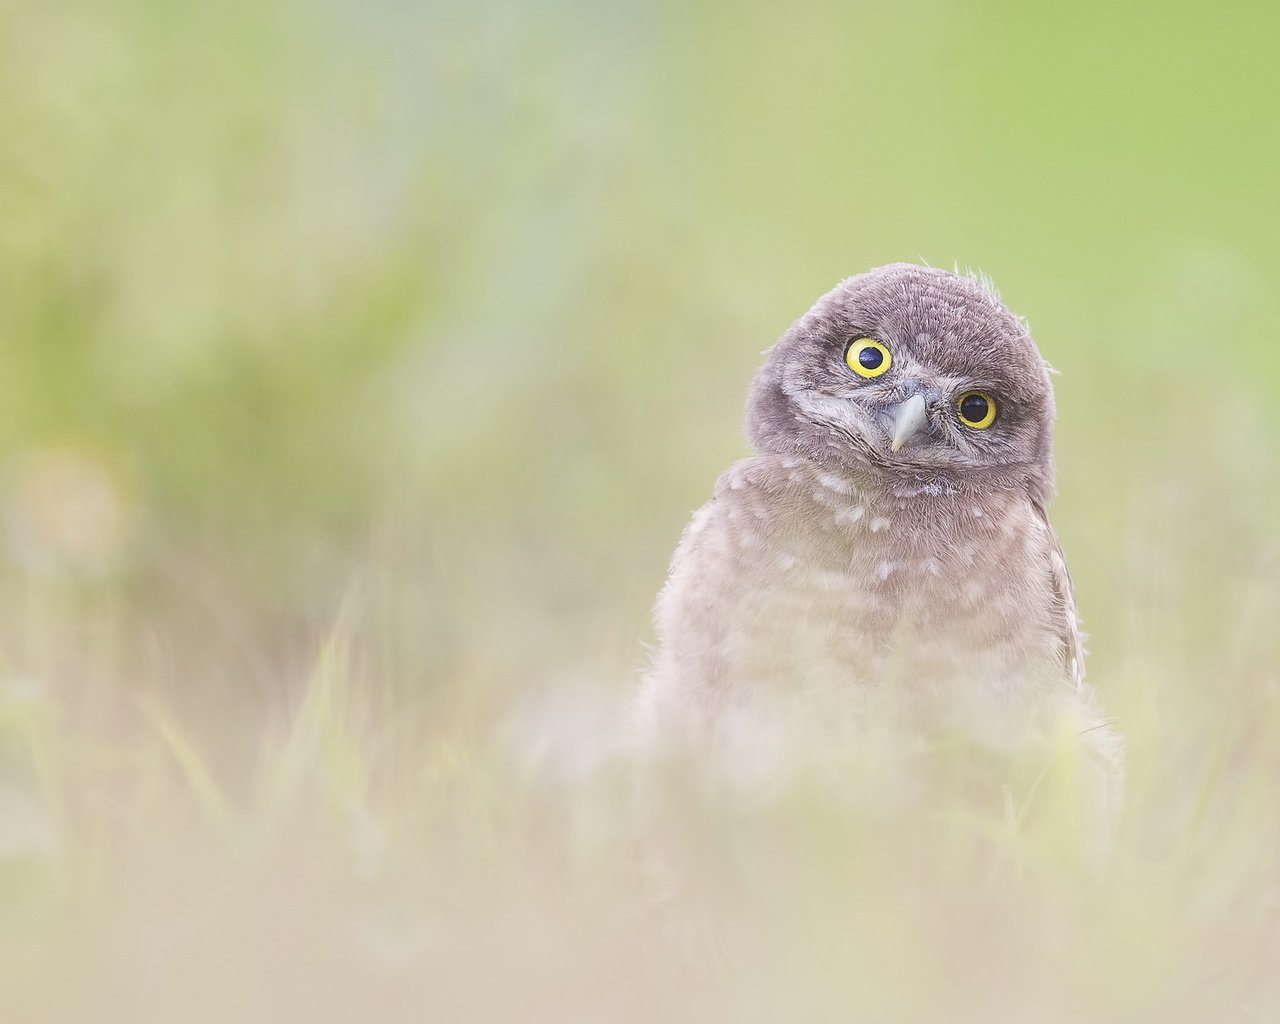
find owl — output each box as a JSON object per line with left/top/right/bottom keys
{"left": 634, "top": 263, "right": 1122, "bottom": 822}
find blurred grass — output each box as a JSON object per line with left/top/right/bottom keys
{"left": 1, "top": 0, "right": 1280, "bottom": 1020}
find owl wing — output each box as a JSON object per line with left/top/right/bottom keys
{"left": 1033, "top": 501, "right": 1086, "bottom": 689}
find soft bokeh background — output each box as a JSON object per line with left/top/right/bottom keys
{"left": 3, "top": 0, "right": 1279, "bottom": 1020}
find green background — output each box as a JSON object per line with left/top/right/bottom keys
{"left": 4, "top": 0, "right": 1276, "bottom": 705}
{"left": 2, "top": 2, "right": 1279, "bottom": 1016}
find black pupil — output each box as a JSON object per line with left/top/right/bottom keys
{"left": 857, "top": 345, "right": 883, "bottom": 370}
{"left": 961, "top": 394, "right": 989, "bottom": 422}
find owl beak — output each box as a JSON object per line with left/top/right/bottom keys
{"left": 890, "top": 393, "right": 930, "bottom": 452}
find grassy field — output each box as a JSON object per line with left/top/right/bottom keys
{"left": 2, "top": 0, "right": 1280, "bottom": 1020}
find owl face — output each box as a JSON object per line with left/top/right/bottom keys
{"left": 746, "top": 264, "right": 1057, "bottom": 501}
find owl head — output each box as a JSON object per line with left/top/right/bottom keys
{"left": 745, "top": 263, "right": 1057, "bottom": 503}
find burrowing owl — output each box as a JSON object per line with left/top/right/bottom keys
{"left": 634, "top": 264, "right": 1121, "bottom": 819}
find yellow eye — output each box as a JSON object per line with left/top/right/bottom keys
{"left": 845, "top": 338, "right": 892, "bottom": 378}
{"left": 956, "top": 390, "right": 998, "bottom": 429}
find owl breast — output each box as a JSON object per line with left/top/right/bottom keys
{"left": 641, "top": 457, "right": 1074, "bottom": 765}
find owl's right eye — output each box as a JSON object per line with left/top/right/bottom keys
{"left": 845, "top": 338, "right": 892, "bottom": 378}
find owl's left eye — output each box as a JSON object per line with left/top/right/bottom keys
{"left": 956, "top": 390, "right": 998, "bottom": 429}
{"left": 845, "top": 338, "right": 892, "bottom": 378}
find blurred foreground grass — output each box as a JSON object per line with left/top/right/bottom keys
{"left": 2, "top": 0, "right": 1280, "bottom": 1020}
